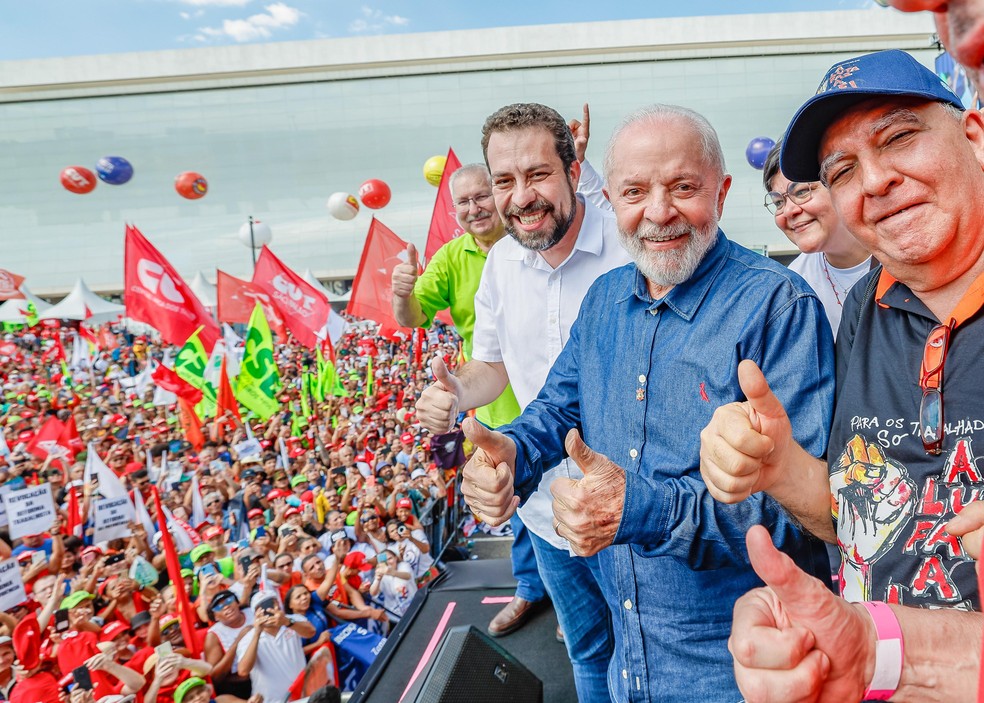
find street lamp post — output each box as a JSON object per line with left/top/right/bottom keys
{"left": 238, "top": 217, "right": 272, "bottom": 272}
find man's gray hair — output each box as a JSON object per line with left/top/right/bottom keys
{"left": 448, "top": 163, "right": 492, "bottom": 199}
{"left": 603, "top": 104, "right": 726, "bottom": 185}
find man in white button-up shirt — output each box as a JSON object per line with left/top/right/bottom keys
{"left": 415, "top": 102, "right": 630, "bottom": 702}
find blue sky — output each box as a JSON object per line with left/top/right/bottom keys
{"left": 0, "top": 0, "right": 878, "bottom": 62}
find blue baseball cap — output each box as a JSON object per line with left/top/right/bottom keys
{"left": 781, "top": 50, "right": 964, "bottom": 183}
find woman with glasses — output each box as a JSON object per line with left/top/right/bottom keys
{"left": 763, "top": 142, "right": 872, "bottom": 338}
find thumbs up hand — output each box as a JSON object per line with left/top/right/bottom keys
{"left": 730, "top": 525, "right": 870, "bottom": 703}
{"left": 415, "top": 357, "right": 462, "bottom": 433}
{"left": 460, "top": 418, "right": 518, "bottom": 526}
{"left": 549, "top": 428, "right": 626, "bottom": 557}
{"left": 699, "top": 360, "right": 794, "bottom": 504}
{"left": 391, "top": 243, "right": 420, "bottom": 299}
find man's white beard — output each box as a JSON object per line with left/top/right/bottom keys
{"left": 618, "top": 219, "right": 717, "bottom": 288}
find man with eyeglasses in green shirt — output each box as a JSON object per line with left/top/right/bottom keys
{"left": 391, "top": 163, "right": 546, "bottom": 638}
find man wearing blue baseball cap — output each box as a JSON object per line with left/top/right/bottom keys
{"left": 701, "top": 49, "right": 984, "bottom": 701}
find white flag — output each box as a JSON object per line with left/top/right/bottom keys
{"left": 190, "top": 474, "right": 207, "bottom": 528}
{"left": 161, "top": 504, "right": 195, "bottom": 553}
{"left": 132, "top": 486, "right": 157, "bottom": 538}
{"left": 83, "top": 443, "right": 130, "bottom": 500}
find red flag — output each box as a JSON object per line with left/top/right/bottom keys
{"left": 66, "top": 486, "right": 83, "bottom": 538}
{"left": 216, "top": 270, "right": 288, "bottom": 341}
{"left": 424, "top": 148, "right": 464, "bottom": 262}
{"left": 177, "top": 397, "right": 206, "bottom": 453}
{"left": 98, "top": 326, "right": 119, "bottom": 350}
{"left": 78, "top": 325, "right": 99, "bottom": 349}
{"left": 214, "top": 355, "right": 241, "bottom": 441}
{"left": 41, "top": 337, "right": 66, "bottom": 365}
{"left": 252, "top": 247, "right": 334, "bottom": 349}
{"left": 59, "top": 415, "right": 83, "bottom": 458}
{"left": 0, "top": 270, "right": 25, "bottom": 301}
{"left": 26, "top": 417, "right": 69, "bottom": 465}
{"left": 151, "top": 486, "right": 201, "bottom": 658}
{"left": 346, "top": 218, "right": 412, "bottom": 333}
{"left": 124, "top": 225, "right": 220, "bottom": 349}
{"left": 152, "top": 364, "right": 204, "bottom": 405}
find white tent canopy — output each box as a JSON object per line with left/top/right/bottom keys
{"left": 0, "top": 285, "right": 51, "bottom": 323}
{"left": 303, "top": 269, "right": 348, "bottom": 303}
{"left": 39, "top": 278, "right": 124, "bottom": 324}
{"left": 190, "top": 271, "right": 216, "bottom": 309}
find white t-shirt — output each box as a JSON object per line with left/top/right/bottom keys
{"left": 376, "top": 562, "right": 417, "bottom": 617}
{"left": 208, "top": 610, "right": 255, "bottom": 674}
{"left": 788, "top": 253, "right": 871, "bottom": 340}
{"left": 236, "top": 623, "right": 307, "bottom": 703}
{"left": 472, "top": 196, "right": 631, "bottom": 549}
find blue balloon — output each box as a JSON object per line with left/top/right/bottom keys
{"left": 95, "top": 156, "right": 134, "bottom": 185}
{"left": 745, "top": 137, "right": 776, "bottom": 170}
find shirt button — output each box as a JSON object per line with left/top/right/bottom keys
{"left": 622, "top": 669, "right": 628, "bottom": 679}
{"left": 623, "top": 599, "right": 632, "bottom": 610}
{"left": 629, "top": 449, "right": 638, "bottom": 459}
{"left": 638, "top": 375, "right": 646, "bottom": 384}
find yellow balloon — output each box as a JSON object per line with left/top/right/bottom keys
{"left": 423, "top": 155, "right": 447, "bottom": 187}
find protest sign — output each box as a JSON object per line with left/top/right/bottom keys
{"left": 0, "top": 559, "right": 26, "bottom": 612}
{"left": 233, "top": 439, "right": 261, "bottom": 460}
{"left": 93, "top": 496, "right": 135, "bottom": 543}
{"left": 4, "top": 484, "right": 54, "bottom": 540}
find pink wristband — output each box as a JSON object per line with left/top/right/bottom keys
{"left": 859, "top": 601, "right": 904, "bottom": 701}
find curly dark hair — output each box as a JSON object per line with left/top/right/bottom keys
{"left": 481, "top": 103, "right": 576, "bottom": 173}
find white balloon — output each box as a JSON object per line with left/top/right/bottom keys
{"left": 326, "top": 192, "right": 359, "bottom": 221}
{"left": 238, "top": 220, "right": 272, "bottom": 249}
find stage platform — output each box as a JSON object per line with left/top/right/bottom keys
{"left": 349, "top": 558, "right": 576, "bottom": 702}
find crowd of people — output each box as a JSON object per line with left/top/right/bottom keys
{"left": 0, "top": 316, "right": 466, "bottom": 703}
{"left": 6, "top": 2, "right": 984, "bottom": 702}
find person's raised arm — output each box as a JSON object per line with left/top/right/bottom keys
{"left": 391, "top": 243, "right": 428, "bottom": 329}
{"left": 700, "top": 360, "right": 834, "bottom": 544}
{"left": 415, "top": 357, "right": 508, "bottom": 434}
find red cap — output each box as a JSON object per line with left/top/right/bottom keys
{"left": 124, "top": 461, "right": 143, "bottom": 475}
{"left": 400, "top": 433, "right": 413, "bottom": 444}
{"left": 267, "top": 489, "right": 289, "bottom": 500}
{"left": 100, "top": 621, "right": 130, "bottom": 642}
{"left": 284, "top": 507, "right": 301, "bottom": 518}
{"left": 247, "top": 508, "right": 264, "bottom": 519}
{"left": 202, "top": 525, "right": 223, "bottom": 540}
{"left": 17, "top": 430, "right": 34, "bottom": 443}
{"left": 343, "top": 551, "right": 373, "bottom": 572}
{"left": 12, "top": 613, "right": 41, "bottom": 670}
{"left": 289, "top": 447, "right": 305, "bottom": 458}
{"left": 396, "top": 497, "right": 413, "bottom": 510}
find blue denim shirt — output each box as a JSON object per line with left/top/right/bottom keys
{"left": 501, "top": 232, "right": 835, "bottom": 702}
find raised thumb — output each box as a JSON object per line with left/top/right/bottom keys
{"left": 746, "top": 525, "right": 818, "bottom": 612}
{"left": 430, "top": 356, "right": 455, "bottom": 391}
{"left": 463, "top": 417, "right": 498, "bottom": 455}
{"left": 406, "top": 242, "right": 419, "bottom": 264}
{"left": 564, "top": 428, "right": 605, "bottom": 475}
{"left": 738, "top": 360, "right": 786, "bottom": 427}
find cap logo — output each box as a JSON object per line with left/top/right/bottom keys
{"left": 820, "top": 64, "right": 860, "bottom": 94}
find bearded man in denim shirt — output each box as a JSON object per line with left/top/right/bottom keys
{"left": 459, "top": 104, "right": 835, "bottom": 702}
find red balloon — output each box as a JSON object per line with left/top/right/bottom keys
{"left": 60, "top": 166, "right": 97, "bottom": 194}
{"left": 175, "top": 171, "right": 208, "bottom": 199}
{"left": 359, "top": 179, "right": 391, "bottom": 209}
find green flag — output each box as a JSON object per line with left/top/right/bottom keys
{"left": 236, "top": 304, "right": 281, "bottom": 420}
{"left": 174, "top": 326, "right": 216, "bottom": 417}
{"left": 313, "top": 349, "right": 326, "bottom": 404}
{"left": 300, "top": 372, "right": 312, "bottom": 418}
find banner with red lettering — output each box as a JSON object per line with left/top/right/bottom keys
{"left": 216, "top": 270, "right": 288, "bottom": 342}
{"left": 347, "top": 218, "right": 411, "bottom": 334}
{"left": 424, "top": 148, "right": 463, "bottom": 263}
{"left": 252, "top": 247, "right": 340, "bottom": 350}
{"left": 124, "top": 225, "right": 220, "bottom": 350}
{"left": 0, "top": 270, "right": 25, "bottom": 301}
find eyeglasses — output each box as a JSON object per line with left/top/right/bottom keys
{"left": 919, "top": 322, "right": 952, "bottom": 455}
{"left": 360, "top": 516, "right": 378, "bottom": 523}
{"left": 763, "top": 182, "right": 819, "bottom": 215}
{"left": 453, "top": 193, "right": 493, "bottom": 210}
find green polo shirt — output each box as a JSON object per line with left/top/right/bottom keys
{"left": 414, "top": 233, "right": 521, "bottom": 428}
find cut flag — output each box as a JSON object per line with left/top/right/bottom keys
{"left": 124, "top": 225, "right": 220, "bottom": 349}
{"left": 216, "top": 270, "right": 288, "bottom": 342}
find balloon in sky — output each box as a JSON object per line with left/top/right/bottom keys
{"left": 175, "top": 171, "right": 208, "bottom": 199}
{"left": 359, "top": 179, "right": 391, "bottom": 210}
{"left": 95, "top": 156, "right": 134, "bottom": 185}
{"left": 423, "top": 155, "right": 447, "bottom": 187}
{"left": 745, "top": 137, "right": 775, "bottom": 170}
{"left": 327, "top": 192, "right": 360, "bottom": 221}
{"left": 60, "top": 166, "right": 97, "bottom": 194}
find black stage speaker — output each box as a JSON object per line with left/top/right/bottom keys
{"left": 405, "top": 625, "right": 543, "bottom": 703}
